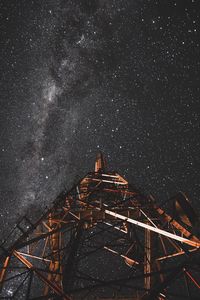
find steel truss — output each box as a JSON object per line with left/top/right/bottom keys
{"left": 0, "top": 153, "right": 200, "bottom": 299}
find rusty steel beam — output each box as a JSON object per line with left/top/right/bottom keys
{"left": 13, "top": 251, "right": 71, "bottom": 300}
{"left": 0, "top": 153, "right": 199, "bottom": 299}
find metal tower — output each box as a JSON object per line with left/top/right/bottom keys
{"left": 0, "top": 153, "right": 200, "bottom": 299}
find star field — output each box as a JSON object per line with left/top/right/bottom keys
{"left": 0, "top": 0, "right": 200, "bottom": 235}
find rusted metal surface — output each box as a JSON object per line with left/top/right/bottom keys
{"left": 0, "top": 153, "right": 199, "bottom": 299}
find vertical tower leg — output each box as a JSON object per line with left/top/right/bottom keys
{"left": 144, "top": 228, "right": 151, "bottom": 292}
{"left": 0, "top": 256, "right": 10, "bottom": 292}
{"left": 44, "top": 213, "right": 63, "bottom": 296}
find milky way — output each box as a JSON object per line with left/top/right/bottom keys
{"left": 0, "top": 0, "right": 200, "bottom": 235}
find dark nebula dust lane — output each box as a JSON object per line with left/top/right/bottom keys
{"left": 0, "top": 0, "right": 200, "bottom": 234}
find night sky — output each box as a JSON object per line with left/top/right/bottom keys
{"left": 0, "top": 0, "right": 200, "bottom": 235}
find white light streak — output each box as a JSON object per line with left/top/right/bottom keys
{"left": 104, "top": 209, "right": 200, "bottom": 248}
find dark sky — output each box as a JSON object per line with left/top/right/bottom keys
{"left": 0, "top": 0, "right": 200, "bottom": 231}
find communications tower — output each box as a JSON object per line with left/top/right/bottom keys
{"left": 0, "top": 153, "right": 200, "bottom": 299}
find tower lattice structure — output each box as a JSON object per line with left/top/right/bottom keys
{"left": 0, "top": 153, "right": 200, "bottom": 299}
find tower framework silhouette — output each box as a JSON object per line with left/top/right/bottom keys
{"left": 0, "top": 153, "right": 200, "bottom": 299}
